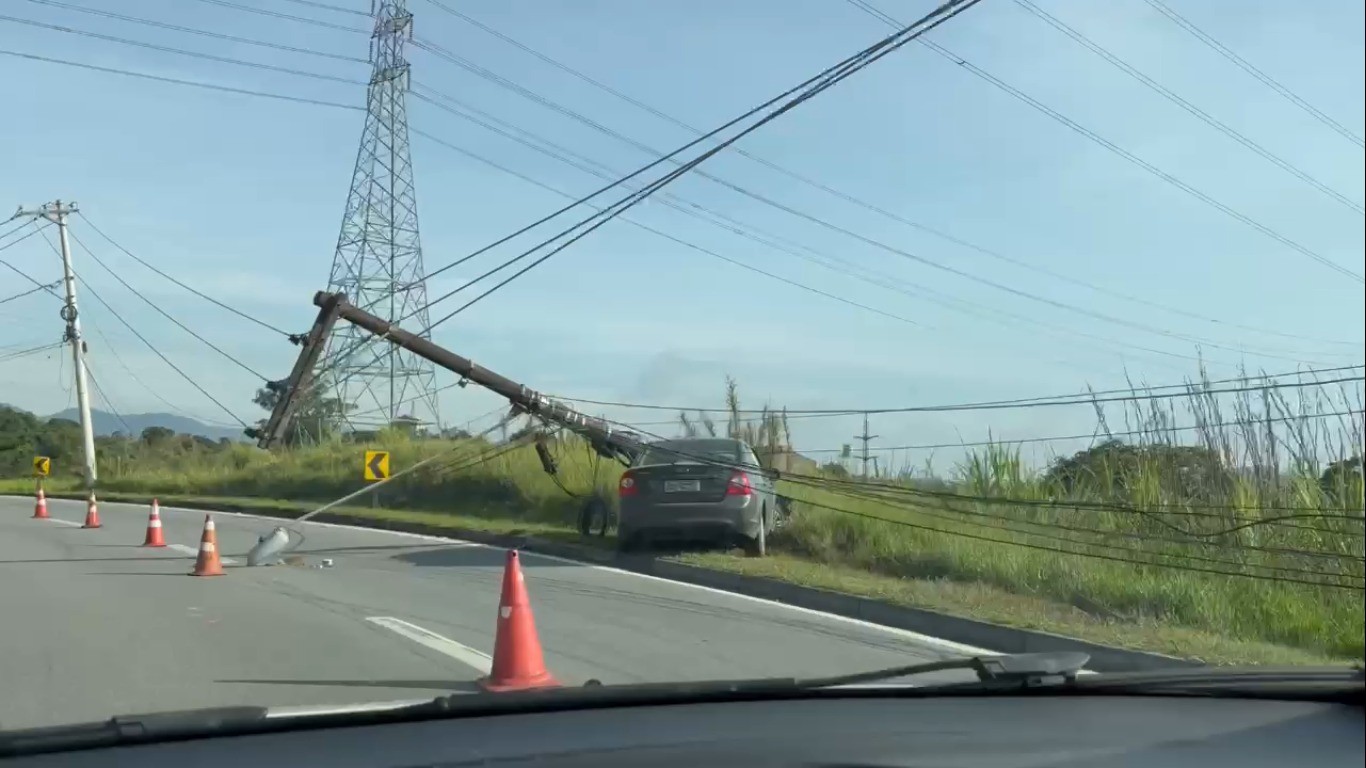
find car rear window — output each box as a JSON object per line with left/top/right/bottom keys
{"left": 639, "top": 439, "right": 742, "bottom": 466}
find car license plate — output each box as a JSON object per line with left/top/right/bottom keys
{"left": 663, "top": 479, "right": 700, "bottom": 493}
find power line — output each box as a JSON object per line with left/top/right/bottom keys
{"left": 0, "top": 48, "right": 363, "bottom": 110}
{"left": 677, "top": 412, "right": 1360, "bottom": 563}
{"left": 847, "top": 0, "right": 1365, "bottom": 284}
{"left": 65, "top": 230, "right": 271, "bottom": 381}
{"left": 280, "top": 0, "right": 369, "bottom": 16}
{"left": 549, "top": 370, "right": 1364, "bottom": 417}
{"left": 82, "top": 317, "right": 214, "bottom": 424}
{"left": 404, "top": 51, "right": 1341, "bottom": 365}
{"left": 1, "top": 225, "right": 64, "bottom": 299}
{"left": 612, "top": 412, "right": 1364, "bottom": 519}
{"left": 77, "top": 212, "right": 292, "bottom": 337}
{"left": 310, "top": 0, "right": 986, "bottom": 401}
{"left": 419, "top": 0, "right": 1357, "bottom": 349}
{"left": 1011, "top": 0, "right": 1361, "bottom": 214}
{"left": 188, "top": 0, "right": 368, "bottom": 33}
{"left": 0, "top": 12, "right": 363, "bottom": 84}
{"left": 407, "top": 122, "right": 925, "bottom": 331}
{"left": 1142, "top": 0, "right": 1364, "bottom": 149}
{"left": 607, "top": 417, "right": 1362, "bottom": 587}
{"left": 0, "top": 342, "right": 64, "bottom": 364}
{"left": 412, "top": 0, "right": 979, "bottom": 295}
{"left": 414, "top": 1, "right": 985, "bottom": 330}
{"left": 18, "top": 2, "right": 1344, "bottom": 390}
{"left": 792, "top": 488, "right": 1359, "bottom": 589}
{"left": 26, "top": 0, "right": 1293, "bottom": 381}
{"left": 32, "top": 228, "right": 255, "bottom": 427}
{"left": 0, "top": 281, "right": 61, "bottom": 307}
{"left": 71, "top": 275, "right": 250, "bottom": 428}
{"left": 410, "top": 82, "right": 1339, "bottom": 369}
{"left": 791, "top": 406, "right": 1365, "bottom": 454}
{"left": 407, "top": 114, "right": 1252, "bottom": 377}
{"left": 1, "top": 221, "right": 56, "bottom": 257}
{"left": 819, "top": 480, "right": 1358, "bottom": 569}
{"left": 20, "top": 0, "right": 368, "bottom": 64}
{"left": 315, "top": 0, "right": 982, "bottom": 391}
{"left": 797, "top": 464, "right": 1366, "bottom": 518}
{"left": 0, "top": 220, "right": 31, "bottom": 242}
{"left": 82, "top": 359, "right": 133, "bottom": 434}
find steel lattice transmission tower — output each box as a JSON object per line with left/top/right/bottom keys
{"left": 318, "top": 0, "right": 440, "bottom": 432}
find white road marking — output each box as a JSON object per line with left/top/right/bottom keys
{"left": 44, "top": 519, "right": 83, "bottom": 527}
{"left": 266, "top": 699, "right": 434, "bottom": 718}
{"left": 367, "top": 616, "right": 492, "bottom": 674}
{"left": 168, "top": 543, "right": 237, "bottom": 565}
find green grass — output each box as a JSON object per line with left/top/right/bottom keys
{"left": 5, "top": 371, "right": 1361, "bottom": 666}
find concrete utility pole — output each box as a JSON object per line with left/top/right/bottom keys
{"left": 17, "top": 200, "right": 97, "bottom": 488}
{"left": 855, "top": 412, "right": 878, "bottom": 479}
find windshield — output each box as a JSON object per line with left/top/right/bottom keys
{"left": 0, "top": 0, "right": 1362, "bottom": 740}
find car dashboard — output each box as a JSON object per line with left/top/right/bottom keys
{"left": 2, "top": 692, "right": 1360, "bottom": 767}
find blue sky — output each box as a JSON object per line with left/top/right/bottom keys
{"left": 1, "top": 0, "right": 1363, "bottom": 472}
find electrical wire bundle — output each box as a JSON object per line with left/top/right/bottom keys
{"left": 565, "top": 412, "right": 1364, "bottom": 592}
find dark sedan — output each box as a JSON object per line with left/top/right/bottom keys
{"left": 616, "top": 437, "right": 778, "bottom": 556}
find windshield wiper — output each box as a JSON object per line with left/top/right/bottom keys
{"left": 795, "top": 651, "right": 1091, "bottom": 691}
{"left": 1056, "top": 666, "right": 1365, "bottom": 702}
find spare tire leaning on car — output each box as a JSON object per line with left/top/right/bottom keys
{"left": 578, "top": 492, "right": 613, "bottom": 538}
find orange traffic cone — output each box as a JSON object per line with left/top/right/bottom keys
{"left": 82, "top": 492, "right": 102, "bottom": 529}
{"left": 143, "top": 499, "right": 166, "bottom": 547}
{"left": 33, "top": 487, "right": 48, "bottom": 519}
{"left": 190, "top": 515, "right": 224, "bottom": 577}
{"left": 478, "top": 550, "right": 558, "bottom": 692}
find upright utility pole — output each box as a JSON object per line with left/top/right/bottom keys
{"left": 854, "top": 412, "right": 878, "bottom": 479}
{"left": 17, "top": 200, "right": 97, "bottom": 488}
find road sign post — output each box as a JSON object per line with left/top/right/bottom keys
{"left": 364, "top": 450, "right": 390, "bottom": 481}
{"left": 364, "top": 450, "right": 390, "bottom": 508}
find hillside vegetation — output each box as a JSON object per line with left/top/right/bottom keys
{"left": 3, "top": 370, "right": 1362, "bottom": 663}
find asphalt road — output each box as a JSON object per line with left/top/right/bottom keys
{"left": 0, "top": 494, "right": 985, "bottom": 731}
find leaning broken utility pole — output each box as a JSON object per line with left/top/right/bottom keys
{"left": 245, "top": 293, "right": 343, "bottom": 447}
{"left": 257, "top": 292, "right": 642, "bottom": 462}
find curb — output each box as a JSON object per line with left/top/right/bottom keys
{"left": 20, "top": 492, "right": 1201, "bottom": 673}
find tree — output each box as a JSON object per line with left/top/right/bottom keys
{"left": 37, "top": 418, "right": 84, "bottom": 469}
{"left": 252, "top": 381, "right": 352, "bottom": 445}
{"left": 140, "top": 426, "right": 175, "bottom": 445}
{"left": 0, "top": 406, "right": 43, "bottom": 475}
{"left": 1044, "top": 439, "right": 1232, "bottom": 500}
{"left": 1320, "top": 456, "right": 1363, "bottom": 505}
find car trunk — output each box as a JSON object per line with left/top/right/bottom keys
{"left": 628, "top": 462, "right": 735, "bottom": 504}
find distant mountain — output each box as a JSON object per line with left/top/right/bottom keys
{"left": 47, "top": 408, "right": 247, "bottom": 442}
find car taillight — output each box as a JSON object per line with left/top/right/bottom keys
{"left": 619, "top": 472, "right": 638, "bottom": 497}
{"left": 726, "top": 470, "right": 752, "bottom": 496}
